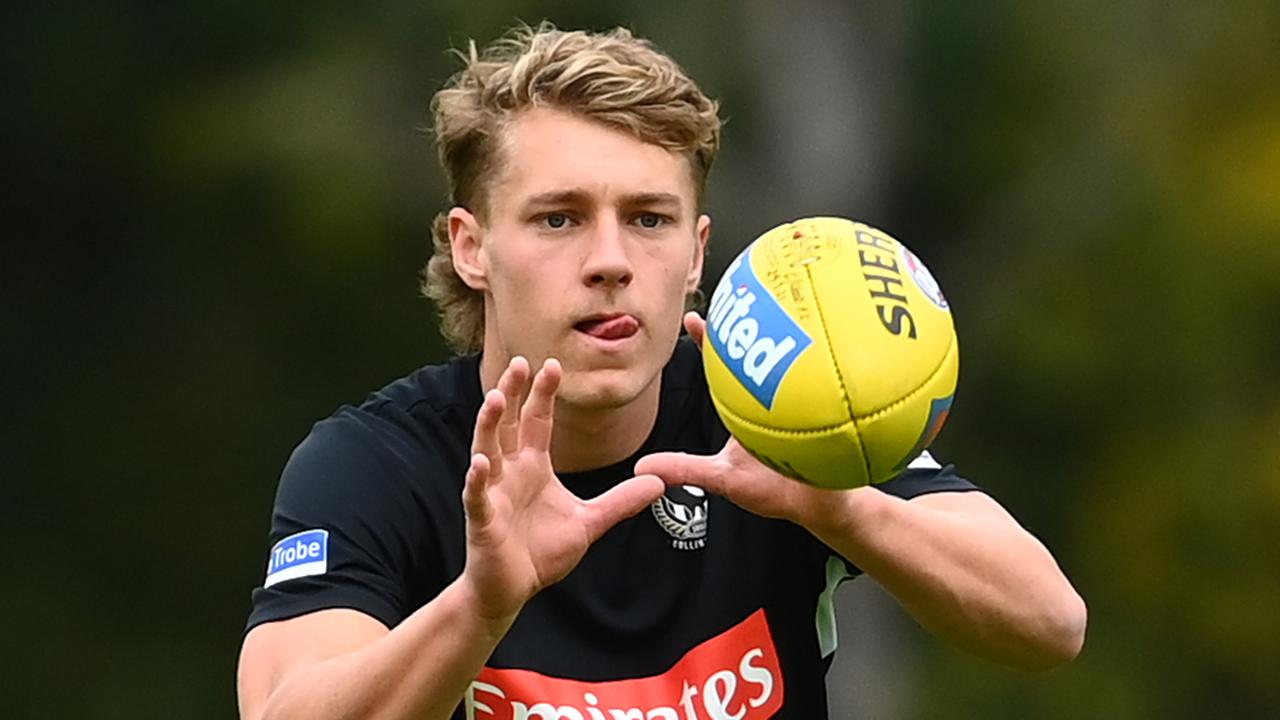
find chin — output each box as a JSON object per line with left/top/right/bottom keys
{"left": 558, "top": 367, "right": 652, "bottom": 411}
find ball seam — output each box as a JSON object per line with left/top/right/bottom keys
{"left": 802, "top": 255, "right": 873, "bottom": 483}
{"left": 712, "top": 396, "right": 856, "bottom": 436}
{"left": 855, "top": 323, "right": 957, "bottom": 424}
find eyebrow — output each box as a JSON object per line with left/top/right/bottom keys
{"left": 522, "top": 190, "right": 685, "bottom": 211}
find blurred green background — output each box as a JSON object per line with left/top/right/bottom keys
{"left": 8, "top": 1, "right": 1278, "bottom": 718}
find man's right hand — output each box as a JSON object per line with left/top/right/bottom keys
{"left": 459, "top": 356, "right": 665, "bottom": 624}
{"left": 238, "top": 357, "right": 663, "bottom": 720}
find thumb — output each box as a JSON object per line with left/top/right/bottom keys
{"left": 634, "top": 451, "right": 725, "bottom": 493}
{"left": 582, "top": 474, "right": 665, "bottom": 543}
{"left": 683, "top": 311, "right": 707, "bottom": 348}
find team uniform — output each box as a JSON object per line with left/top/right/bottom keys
{"left": 247, "top": 338, "right": 978, "bottom": 719}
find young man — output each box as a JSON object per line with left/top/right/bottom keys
{"left": 237, "top": 25, "right": 1085, "bottom": 720}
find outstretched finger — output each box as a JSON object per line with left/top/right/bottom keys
{"left": 462, "top": 452, "right": 494, "bottom": 528}
{"left": 471, "top": 389, "right": 506, "bottom": 480}
{"left": 497, "top": 356, "right": 530, "bottom": 455}
{"left": 634, "top": 450, "right": 725, "bottom": 494}
{"left": 582, "top": 474, "right": 666, "bottom": 543}
{"left": 519, "top": 358, "right": 562, "bottom": 452}
{"left": 683, "top": 311, "right": 707, "bottom": 348}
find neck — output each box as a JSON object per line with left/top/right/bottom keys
{"left": 477, "top": 352, "right": 663, "bottom": 474}
{"left": 549, "top": 380, "right": 661, "bottom": 473}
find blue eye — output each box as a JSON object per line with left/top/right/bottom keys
{"left": 544, "top": 213, "right": 570, "bottom": 229}
{"left": 637, "top": 213, "right": 666, "bottom": 229}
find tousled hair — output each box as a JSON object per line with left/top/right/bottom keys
{"left": 422, "top": 22, "right": 722, "bottom": 352}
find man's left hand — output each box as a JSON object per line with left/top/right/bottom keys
{"left": 634, "top": 311, "right": 865, "bottom": 534}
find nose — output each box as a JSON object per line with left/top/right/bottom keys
{"left": 582, "top": 215, "right": 633, "bottom": 288}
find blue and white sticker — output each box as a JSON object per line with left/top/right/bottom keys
{"left": 264, "top": 529, "right": 329, "bottom": 588}
{"left": 901, "top": 246, "right": 948, "bottom": 310}
{"left": 706, "top": 247, "right": 812, "bottom": 409}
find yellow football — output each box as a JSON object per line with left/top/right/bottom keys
{"left": 702, "top": 217, "right": 957, "bottom": 489}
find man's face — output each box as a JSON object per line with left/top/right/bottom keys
{"left": 453, "top": 107, "right": 709, "bottom": 411}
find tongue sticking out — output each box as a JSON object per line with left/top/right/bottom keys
{"left": 577, "top": 315, "right": 639, "bottom": 340}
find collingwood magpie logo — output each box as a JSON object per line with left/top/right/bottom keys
{"left": 651, "top": 485, "right": 708, "bottom": 551}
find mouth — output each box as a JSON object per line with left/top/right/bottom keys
{"left": 573, "top": 313, "right": 641, "bottom": 341}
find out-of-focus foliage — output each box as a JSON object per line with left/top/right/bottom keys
{"left": 6, "top": 1, "right": 1276, "bottom": 718}
{"left": 891, "top": 3, "right": 1280, "bottom": 718}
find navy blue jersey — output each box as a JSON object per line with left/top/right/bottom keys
{"left": 247, "top": 337, "right": 978, "bottom": 719}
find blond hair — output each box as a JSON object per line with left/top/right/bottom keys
{"left": 421, "top": 22, "right": 722, "bottom": 353}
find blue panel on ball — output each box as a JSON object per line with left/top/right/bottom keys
{"left": 706, "top": 246, "right": 812, "bottom": 409}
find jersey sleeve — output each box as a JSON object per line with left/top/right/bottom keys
{"left": 873, "top": 450, "right": 980, "bottom": 499}
{"left": 822, "top": 451, "right": 981, "bottom": 578}
{"left": 245, "top": 410, "right": 428, "bottom": 633}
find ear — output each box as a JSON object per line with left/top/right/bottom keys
{"left": 687, "top": 213, "right": 711, "bottom": 294}
{"left": 449, "top": 207, "right": 488, "bottom": 291}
